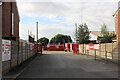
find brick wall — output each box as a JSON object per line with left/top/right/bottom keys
{"left": 116, "top": 11, "right": 120, "bottom": 43}
{"left": 116, "top": 3, "right": 120, "bottom": 64}
{"left": 2, "top": 2, "right": 19, "bottom": 41}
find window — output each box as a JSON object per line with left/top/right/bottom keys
{"left": 12, "top": 13, "right": 14, "bottom": 35}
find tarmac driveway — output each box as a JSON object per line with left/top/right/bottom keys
{"left": 15, "top": 51, "right": 118, "bottom": 78}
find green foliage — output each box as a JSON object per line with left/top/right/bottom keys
{"left": 100, "top": 24, "right": 116, "bottom": 43}
{"left": 101, "top": 23, "right": 108, "bottom": 35}
{"left": 77, "top": 23, "right": 90, "bottom": 44}
{"left": 50, "top": 34, "right": 72, "bottom": 44}
{"left": 38, "top": 37, "right": 49, "bottom": 46}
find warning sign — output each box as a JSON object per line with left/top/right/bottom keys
{"left": 2, "top": 40, "right": 11, "bottom": 61}
{"left": 86, "top": 44, "right": 100, "bottom": 50}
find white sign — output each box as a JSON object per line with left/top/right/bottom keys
{"left": 94, "top": 44, "right": 100, "bottom": 50}
{"left": 85, "top": 44, "right": 100, "bottom": 50}
{"left": 2, "top": 40, "right": 11, "bottom": 61}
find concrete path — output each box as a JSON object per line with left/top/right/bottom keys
{"left": 14, "top": 51, "right": 118, "bottom": 79}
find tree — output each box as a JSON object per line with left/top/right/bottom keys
{"left": 38, "top": 37, "right": 49, "bottom": 46}
{"left": 77, "top": 23, "right": 89, "bottom": 44}
{"left": 100, "top": 24, "right": 116, "bottom": 43}
{"left": 50, "top": 34, "right": 72, "bottom": 44}
{"left": 101, "top": 23, "right": 109, "bottom": 35}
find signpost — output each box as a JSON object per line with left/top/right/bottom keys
{"left": 86, "top": 44, "right": 100, "bottom": 60}
{"left": 0, "top": 2, "right": 2, "bottom": 79}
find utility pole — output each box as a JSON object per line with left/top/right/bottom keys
{"left": 81, "top": 8, "right": 83, "bottom": 23}
{"left": 36, "top": 22, "right": 38, "bottom": 43}
{"left": 75, "top": 23, "right": 78, "bottom": 43}
{"left": 0, "top": 1, "right": 2, "bottom": 79}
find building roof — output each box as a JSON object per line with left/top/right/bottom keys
{"left": 90, "top": 31, "right": 116, "bottom": 37}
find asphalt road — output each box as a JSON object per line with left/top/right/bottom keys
{"left": 15, "top": 51, "right": 118, "bottom": 79}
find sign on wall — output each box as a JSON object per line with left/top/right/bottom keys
{"left": 2, "top": 40, "right": 11, "bottom": 61}
{"left": 30, "top": 43, "right": 34, "bottom": 51}
{"left": 86, "top": 44, "right": 100, "bottom": 50}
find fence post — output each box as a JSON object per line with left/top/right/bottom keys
{"left": 21, "top": 42, "right": 23, "bottom": 62}
{"left": 17, "top": 41, "right": 19, "bottom": 65}
{"left": 87, "top": 50, "right": 89, "bottom": 56}
{"left": 105, "top": 43, "right": 106, "bottom": 59}
{"left": 94, "top": 50, "right": 96, "bottom": 60}
{"left": 105, "top": 51, "right": 107, "bottom": 62}
{"left": 99, "top": 43, "right": 101, "bottom": 57}
{"left": 112, "top": 41, "right": 113, "bottom": 59}
{"left": 10, "top": 40, "right": 12, "bottom": 69}
{"left": 82, "top": 44, "right": 84, "bottom": 54}
{"left": 84, "top": 44, "right": 86, "bottom": 55}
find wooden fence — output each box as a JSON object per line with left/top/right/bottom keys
{"left": 79, "top": 42, "right": 119, "bottom": 63}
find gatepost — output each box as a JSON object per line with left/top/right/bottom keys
{"left": 0, "top": 1, "right": 2, "bottom": 80}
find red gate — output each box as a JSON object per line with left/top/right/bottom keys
{"left": 35, "top": 44, "right": 42, "bottom": 54}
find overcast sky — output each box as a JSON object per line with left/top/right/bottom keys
{"left": 16, "top": 0, "right": 119, "bottom": 41}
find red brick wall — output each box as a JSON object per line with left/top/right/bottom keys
{"left": 2, "top": 2, "right": 11, "bottom": 38}
{"left": 2, "top": 2, "right": 19, "bottom": 40}
{"left": 116, "top": 11, "right": 120, "bottom": 43}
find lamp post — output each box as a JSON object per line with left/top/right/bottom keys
{"left": 0, "top": 1, "right": 2, "bottom": 79}
{"left": 75, "top": 23, "right": 78, "bottom": 43}
{"left": 36, "top": 22, "right": 38, "bottom": 43}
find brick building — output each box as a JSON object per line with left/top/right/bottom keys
{"left": 115, "top": 1, "right": 120, "bottom": 43}
{"left": 115, "top": 1, "right": 120, "bottom": 64}
{"left": 2, "top": 1, "right": 20, "bottom": 41}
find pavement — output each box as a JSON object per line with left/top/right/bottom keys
{"left": 2, "top": 51, "right": 119, "bottom": 79}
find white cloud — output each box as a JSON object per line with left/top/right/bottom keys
{"left": 17, "top": 0, "right": 119, "bottom": 40}
{"left": 20, "top": 23, "right": 75, "bottom": 41}
{"left": 16, "top": 0, "right": 119, "bottom": 3}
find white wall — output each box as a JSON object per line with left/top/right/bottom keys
{"left": 89, "top": 33, "right": 98, "bottom": 41}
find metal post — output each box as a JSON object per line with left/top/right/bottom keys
{"left": 87, "top": 50, "right": 89, "bottom": 56}
{"left": 36, "top": 22, "right": 38, "bottom": 43}
{"left": 0, "top": 2, "right": 2, "bottom": 79}
{"left": 75, "top": 23, "right": 77, "bottom": 43}
{"left": 36, "top": 22, "right": 38, "bottom": 53}
{"left": 94, "top": 50, "right": 96, "bottom": 60}
{"left": 112, "top": 41, "right": 113, "bottom": 59}
{"left": 105, "top": 51, "right": 107, "bottom": 61}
